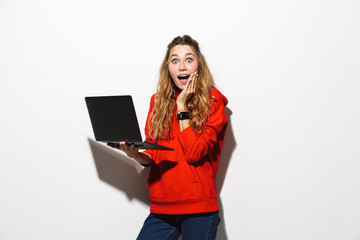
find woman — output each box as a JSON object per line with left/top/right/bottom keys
{"left": 109, "top": 35, "right": 228, "bottom": 240}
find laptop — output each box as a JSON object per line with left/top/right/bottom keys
{"left": 85, "top": 95, "right": 174, "bottom": 151}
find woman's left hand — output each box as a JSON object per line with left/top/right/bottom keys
{"left": 107, "top": 141, "right": 140, "bottom": 159}
{"left": 176, "top": 71, "right": 197, "bottom": 108}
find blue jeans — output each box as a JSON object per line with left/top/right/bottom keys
{"left": 136, "top": 212, "right": 220, "bottom": 240}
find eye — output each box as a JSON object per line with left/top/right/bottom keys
{"left": 172, "top": 59, "right": 178, "bottom": 64}
{"left": 186, "top": 58, "right": 193, "bottom": 63}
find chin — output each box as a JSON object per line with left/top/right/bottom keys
{"left": 177, "top": 85, "right": 186, "bottom": 90}
{"left": 173, "top": 82, "right": 185, "bottom": 90}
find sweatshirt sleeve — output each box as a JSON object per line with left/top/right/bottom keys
{"left": 177, "top": 90, "right": 228, "bottom": 163}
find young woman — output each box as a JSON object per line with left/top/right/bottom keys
{"left": 109, "top": 35, "right": 228, "bottom": 240}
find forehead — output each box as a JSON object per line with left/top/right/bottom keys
{"left": 170, "top": 45, "right": 195, "bottom": 56}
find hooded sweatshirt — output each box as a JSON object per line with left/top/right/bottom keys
{"left": 144, "top": 87, "right": 228, "bottom": 214}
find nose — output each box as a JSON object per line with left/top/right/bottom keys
{"left": 179, "top": 61, "right": 187, "bottom": 71}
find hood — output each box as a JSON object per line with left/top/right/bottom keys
{"left": 222, "top": 94, "right": 228, "bottom": 106}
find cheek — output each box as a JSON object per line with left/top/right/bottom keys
{"left": 190, "top": 66, "right": 198, "bottom": 72}
{"left": 168, "top": 65, "right": 177, "bottom": 76}
{"left": 189, "top": 62, "right": 199, "bottom": 72}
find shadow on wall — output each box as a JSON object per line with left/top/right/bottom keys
{"left": 88, "top": 138, "right": 150, "bottom": 204}
{"left": 216, "top": 107, "right": 237, "bottom": 240}
{"left": 87, "top": 107, "right": 236, "bottom": 240}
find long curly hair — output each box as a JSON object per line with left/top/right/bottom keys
{"left": 150, "top": 35, "right": 214, "bottom": 141}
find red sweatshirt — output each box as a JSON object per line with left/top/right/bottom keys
{"left": 144, "top": 87, "right": 228, "bottom": 214}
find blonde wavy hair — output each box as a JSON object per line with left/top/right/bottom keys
{"left": 150, "top": 35, "right": 214, "bottom": 140}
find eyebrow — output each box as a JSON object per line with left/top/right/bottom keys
{"left": 170, "top": 53, "right": 195, "bottom": 58}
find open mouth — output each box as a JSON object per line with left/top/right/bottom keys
{"left": 178, "top": 74, "right": 190, "bottom": 85}
{"left": 178, "top": 75, "right": 190, "bottom": 85}
{"left": 178, "top": 75, "right": 190, "bottom": 80}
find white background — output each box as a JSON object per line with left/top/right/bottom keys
{"left": 1, "top": 0, "right": 360, "bottom": 239}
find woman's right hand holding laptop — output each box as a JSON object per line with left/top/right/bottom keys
{"left": 107, "top": 141, "right": 152, "bottom": 166}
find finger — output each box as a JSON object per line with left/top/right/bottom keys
{"left": 129, "top": 143, "right": 135, "bottom": 150}
{"left": 183, "top": 74, "right": 193, "bottom": 93}
{"left": 189, "top": 72, "right": 196, "bottom": 93}
{"left": 130, "top": 144, "right": 140, "bottom": 151}
{"left": 119, "top": 141, "right": 129, "bottom": 150}
{"left": 187, "top": 73, "right": 194, "bottom": 86}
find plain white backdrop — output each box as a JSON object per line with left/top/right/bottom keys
{"left": 1, "top": 0, "right": 359, "bottom": 239}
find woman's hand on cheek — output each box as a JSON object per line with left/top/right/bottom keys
{"left": 176, "top": 71, "right": 197, "bottom": 108}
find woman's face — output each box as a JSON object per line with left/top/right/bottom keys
{"left": 168, "top": 45, "right": 199, "bottom": 90}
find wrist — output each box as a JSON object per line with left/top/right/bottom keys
{"left": 177, "top": 108, "right": 188, "bottom": 114}
{"left": 133, "top": 152, "right": 152, "bottom": 165}
{"left": 176, "top": 102, "right": 186, "bottom": 110}
{"left": 177, "top": 111, "right": 190, "bottom": 120}
{"left": 126, "top": 150, "right": 140, "bottom": 159}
